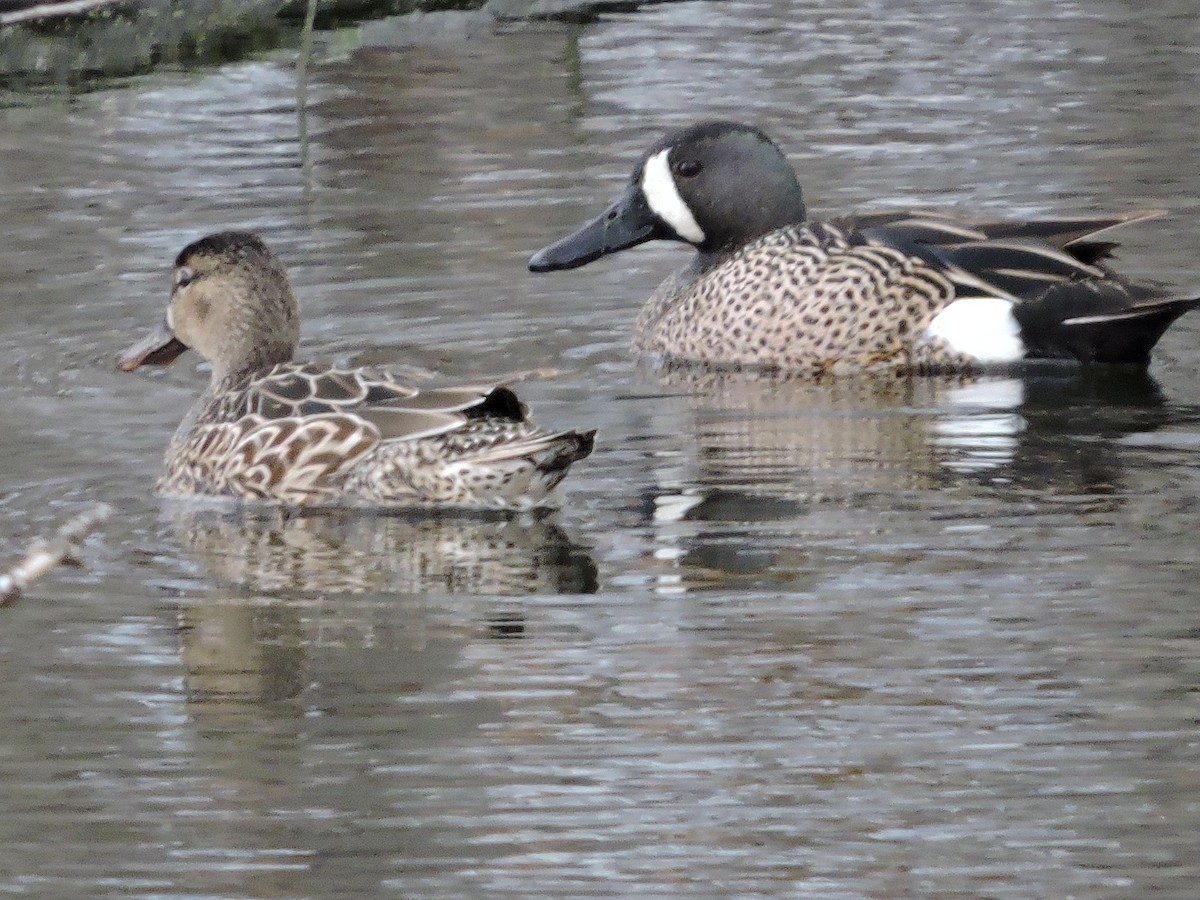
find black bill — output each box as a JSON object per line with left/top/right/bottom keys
{"left": 529, "top": 184, "right": 665, "bottom": 272}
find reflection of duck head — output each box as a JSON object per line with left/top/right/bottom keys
{"left": 166, "top": 503, "right": 598, "bottom": 597}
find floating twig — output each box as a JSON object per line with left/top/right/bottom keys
{"left": 0, "top": 0, "right": 136, "bottom": 28}
{"left": 0, "top": 503, "right": 111, "bottom": 607}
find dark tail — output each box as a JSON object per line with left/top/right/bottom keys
{"left": 544, "top": 430, "right": 596, "bottom": 472}
{"left": 1057, "top": 295, "right": 1200, "bottom": 365}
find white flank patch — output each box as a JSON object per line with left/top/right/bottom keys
{"left": 640, "top": 148, "right": 706, "bottom": 244}
{"left": 923, "top": 297, "right": 1024, "bottom": 363}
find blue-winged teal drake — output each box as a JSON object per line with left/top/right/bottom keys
{"left": 530, "top": 121, "right": 1199, "bottom": 376}
{"left": 119, "top": 231, "right": 594, "bottom": 509}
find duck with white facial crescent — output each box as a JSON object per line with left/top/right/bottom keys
{"left": 530, "top": 121, "right": 1199, "bottom": 376}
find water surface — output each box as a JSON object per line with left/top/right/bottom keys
{"left": 2, "top": 1, "right": 1200, "bottom": 896}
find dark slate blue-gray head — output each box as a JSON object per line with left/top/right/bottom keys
{"left": 529, "top": 122, "right": 808, "bottom": 272}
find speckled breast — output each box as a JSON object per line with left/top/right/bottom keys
{"left": 632, "top": 224, "right": 960, "bottom": 375}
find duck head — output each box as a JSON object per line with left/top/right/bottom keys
{"left": 118, "top": 231, "right": 300, "bottom": 383}
{"left": 529, "top": 121, "right": 808, "bottom": 271}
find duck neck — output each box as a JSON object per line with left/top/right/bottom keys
{"left": 697, "top": 183, "right": 807, "bottom": 262}
{"left": 208, "top": 343, "right": 293, "bottom": 391}
{"left": 183, "top": 348, "right": 293, "bottom": 438}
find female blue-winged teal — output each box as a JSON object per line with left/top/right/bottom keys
{"left": 119, "top": 231, "right": 593, "bottom": 509}
{"left": 530, "top": 121, "right": 1199, "bottom": 376}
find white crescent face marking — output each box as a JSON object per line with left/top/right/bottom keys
{"left": 924, "top": 297, "right": 1025, "bottom": 363}
{"left": 640, "top": 148, "right": 706, "bottom": 245}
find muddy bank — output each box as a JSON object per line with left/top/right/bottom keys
{"left": 0, "top": 0, "right": 637, "bottom": 85}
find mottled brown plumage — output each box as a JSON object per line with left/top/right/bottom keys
{"left": 119, "top": 231, "right": 593, "bottom": 509}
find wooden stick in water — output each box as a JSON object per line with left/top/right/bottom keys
{"left": 0, "top": 503, "right": 111, "bottom": 607}
{"left": 0, "top": 0, "right": 135, "bottom": 28}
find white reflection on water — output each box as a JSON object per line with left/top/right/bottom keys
{"left": 934, "top": 377, "right": 1026, "bottom": 473}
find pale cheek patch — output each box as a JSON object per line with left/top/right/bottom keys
{"left": 924, "top": 297, "right": 1025, "bottom": 363}
{"left": 641, "top": 148, "right": 706, "bottom": 244}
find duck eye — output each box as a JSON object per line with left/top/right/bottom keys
{"left": 174, "top": 267, "right": 196, "bottom": 289}
{"left": 675, "top": 159, "right": 702, "bottom": 178}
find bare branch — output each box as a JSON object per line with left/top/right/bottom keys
{"left": 0, "top": 1, "right": 139, "bottom": 28}
{"left": 0, "top": 504, "right": 112, "bottom": 607}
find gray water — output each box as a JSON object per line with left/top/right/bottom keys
{"left": 2, "top": 1, "right": 1200, "bottom": 896}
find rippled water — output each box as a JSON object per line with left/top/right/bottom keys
{"left": 2, "top": 1, "right": 1200, "bottom": 896}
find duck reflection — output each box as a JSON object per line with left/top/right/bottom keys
{"left": 649, "top": 365, "right": 1169, "bottom": 509}
{"left": 174, "top": 591, "right": 490, "bottom": 703}
{"left": 166, "top": 504, "right": 598, "bottom": 597}
{"left": 632, "top": 366, "right": 1171, "bottom": 593}
{"left": 168, "top": 509, "right": 594, "bottom": 727}
{"left": 933, "top": 368, "right": 1169, "bottom": 488}
{"left": 172, "top": 587, "right": 509, "bottom": 862}
{"left": 646, "top": 369, "right": 947, "bottom": 519}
